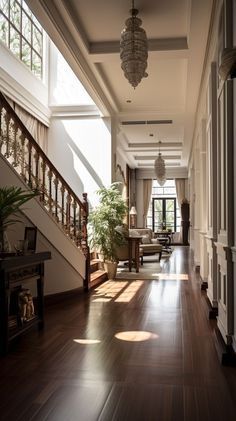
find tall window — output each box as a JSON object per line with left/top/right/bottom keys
{"left": 0, "top": 0, "right": 43, "bottom": 78}
{"left": 146, "top": 179, "right": 181, "bottom": 232}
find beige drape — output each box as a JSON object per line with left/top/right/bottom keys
{"left": 143, "top": 179, "right": 152, "bottom": 227}
{"left": 175, "top": 178, "right": 186, "bottom": 243}
{"left": 175, "top": 178, "right": 186, "bottom": 208}
{"left": 5, "top": 95, "right": 48, "bottom": 153}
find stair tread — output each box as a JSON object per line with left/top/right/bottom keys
{"left": 91, "top": 269, "right": 107, "bottom": 280}
{"left": 91, "top": 259, "right": 102, "bottom": 264}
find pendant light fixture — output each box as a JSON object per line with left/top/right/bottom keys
{"left": 120, "top": 0, "right": 148, "bottom": 88}
{"left": 154, "top": 141, "right": 166, "bottom": 186}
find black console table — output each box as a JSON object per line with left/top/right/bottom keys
{"left": 0, "top": 252, "right": 51, "bottom": 355}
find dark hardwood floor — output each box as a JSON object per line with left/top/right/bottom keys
{"left": 1, "top": 246, "right": 236, "bottom": 420}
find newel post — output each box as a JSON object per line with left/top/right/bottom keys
{"left": 82, "top": 193, "right": 90, "bottom": 291}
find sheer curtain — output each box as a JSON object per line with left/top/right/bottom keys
{"left": 175, "top": 178, "right": 186, "bottom": 243}
{"left": 143, "top": 179, "right": 152, "bottom": 227}
{"left": 5, "top": 95, "right": 48, "bottom": 152}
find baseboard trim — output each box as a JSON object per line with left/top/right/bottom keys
{"left": 45, "top": 287, "right": 84, "bottom": 306}
{"left": 203, "top": 292, "right": 218, "bottom": 319}
{"left": 201, "top": 281, "right": 208, "bottom": 290}
{"left": 213, "top": 327, "right": 236, "bottom": 366}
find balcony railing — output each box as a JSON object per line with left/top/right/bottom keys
{"left": 0, "top": 92, "right": 90, "bottom": 290}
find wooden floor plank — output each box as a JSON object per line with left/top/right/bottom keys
{"left": 0, "top": 246, "right": 236, "bottom": 420}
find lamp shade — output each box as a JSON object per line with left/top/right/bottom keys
{"left": 130, "top": 206, "right": 137, "bottom": 215}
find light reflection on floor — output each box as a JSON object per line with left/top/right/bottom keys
{"left": 92, "top": 280, "right": 144, "bottom": 303}
{"left": 115, "top": 331, "right": 158, "bottom": 342}
{"left": 73, "top": 339, "right": 101, "bottom": 345}
{"left": 158, "top": 273, "right": 189, "bottom": 280}
{"left": 115, "top": 281, "right": 144, "bottom": 302}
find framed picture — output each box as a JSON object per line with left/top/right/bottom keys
{"left": 24, "top": 227, "right": 37, "bottom": 253}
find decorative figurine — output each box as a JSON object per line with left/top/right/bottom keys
{"left": 18, "top": 289, "right": 35, "bottom": 322}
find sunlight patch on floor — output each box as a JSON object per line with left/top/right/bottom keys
{"left": 115, "top": 281, "right": 144, "bottom": 302}
{"left": 92, "top": 281, "right": 129, "bottom": 301}
{"left": 92, "top": 280, "right": 144, "bottom": 303}
{"left": 115, "top": 331, "right": 158, "bottom": 342}
{"left": 73, "top": 339, "right": 101, "bottom": 345}
{"left": 158, "top": 273, "right": 189, "bottom": 280}
{"left": 92, "top": 297, "right": 112, "bottom": 302}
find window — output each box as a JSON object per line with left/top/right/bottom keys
{"left": 146, "top": 180, "right": 181, "bottom": 232}
{"left": 0, "top": 0, "right": 43, "bottom": 78}
{"left": 152, "top": 197, "right": 177, "bottom": 231}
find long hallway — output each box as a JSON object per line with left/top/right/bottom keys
{"left": 1, "top": 247, "right": 236, "bottom": 420}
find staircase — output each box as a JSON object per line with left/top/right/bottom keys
{"left": 90, "top": 253, "right": 108, "bottom": 288}
{"left": 0, "top": 92, "right": 103, "bottom": 291}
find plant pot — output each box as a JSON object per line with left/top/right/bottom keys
{"left": 104, "top": 261, "right": 118, "bottom": 280}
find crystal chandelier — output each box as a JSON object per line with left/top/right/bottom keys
{"left": 154, "top": 142, "right": 166, "bottom": 186}
{"left": 120, "top": 0, "right": 148, "bottom": 88}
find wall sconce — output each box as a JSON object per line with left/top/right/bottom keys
{"left": 129, "top": 206, "right": 137, "bottom": 228}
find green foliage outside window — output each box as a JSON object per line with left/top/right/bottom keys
{"left": 0, "top": 0, "right": 43, "bottom": 78}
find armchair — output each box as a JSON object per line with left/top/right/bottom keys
{"left": 129, "top": 228, "right": 162, "bottom": 262}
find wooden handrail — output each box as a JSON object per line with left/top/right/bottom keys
{"left": 0, "top": 93, "right": 86, "bottom": 210}
{"left": 0, "top": 92, "right": 90, "bottom": 289}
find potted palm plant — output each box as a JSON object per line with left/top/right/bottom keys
{"left": 88, "top": 183, "right": 128, "bottom": 279}
{"left": 0, "top": 186, "right": 38, "bottom": 253}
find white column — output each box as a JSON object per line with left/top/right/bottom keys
{"left": 199, "top": 119, "right": 209, "bottom": 285}
{"left": 193, "top": 144, "right": 201, "bottom": 267}
{"left": 206, "top": 62, "right": 218, "bottom": 311}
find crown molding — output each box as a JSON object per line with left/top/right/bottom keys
{"left": 0, "top": 68, "right": 51, "bottom": 126}
{"left": 50, "top": 104, "right": 100, "bottom": 118}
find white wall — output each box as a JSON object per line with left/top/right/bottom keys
{"left": 0, "top": 41, "right": 50, "bottom": 125}
{"left": 47, "top": 117, "right": 111, "bottom": 208}
{"left": 49, "top": 41, "right": 94, "bottom": 106}
{"left": 47, "top": 43, "right": 112, "bottom": 208}
{"left": 0, "top": 156, "right": 85, "bottom": 295}
{"left": 188, "top": 0, "right": 236, "bottom": 351}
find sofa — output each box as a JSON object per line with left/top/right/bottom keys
{"left": 129, "top": 228, "right": 162, "bottom": 262}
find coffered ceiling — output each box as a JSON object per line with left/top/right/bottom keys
{"left": 26, "top": 0, "right": 213, "bottom": 173}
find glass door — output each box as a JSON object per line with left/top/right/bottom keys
{"left": 152, "top": 199, "right": 163, "bottom": 232}
{"left": 152, "top": 198, "right": 176, "bottom": 232}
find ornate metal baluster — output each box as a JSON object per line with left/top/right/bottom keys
{"left": 66, "top": 193, "right": 72, "bottom": 235}
{"left": 48, "top": 168, "right": 53, "bottom": 214}
{"left": 27, "top": 140, "right": 32, "bottom": 187}
{"left": 61, "top": 184, "right": 65, "bottom": 228}
{"left": 41, "top": 160, "right": 46, "bottom": 204}
{"left": 12, "top": 121, "right": 18, "bottom": 167}
{"left": 77, "top": 206, "right": 82, "bottom": 247}
{"left": 19, "top": 133, "right": 26, "bottom": 180}
{"left": 4, "top": 113, "right": 10, "bottom": 158}
{"left": 34, "top": 149, "right": 39, "bottom": 191}
{"left": 73, "top": 199, "right": 77, "bottom": 241}
{"left": 53, "top": 176, "right": 59, "bottom": 222}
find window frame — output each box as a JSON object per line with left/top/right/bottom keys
{"left": 152, "top": 197, "right": 177, "bottom": 232}
{"left": 0, "top": 0, "right": 43, "bottom": 78}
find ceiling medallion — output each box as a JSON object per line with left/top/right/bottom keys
{"left": 154, "top": 142, "right": 166, "bottom": 186}
{"left": 120, "top": 0, "right": 148, "bottom": 88}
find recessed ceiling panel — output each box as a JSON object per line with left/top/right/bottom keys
{"left": 97, "top": 58, "right": 187, "bottom": 112}
{"left": 68, "top": 0, "right": 189, "bottom": 42}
